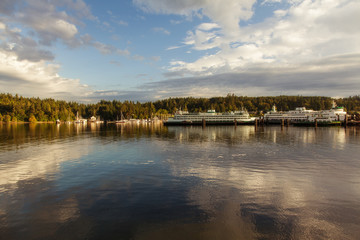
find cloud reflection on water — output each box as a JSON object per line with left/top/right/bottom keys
{"left": 161, "top": 126, "right": 360, "bottom": 239}
{"left": 0, "top": 124, "right": 359, "bottom": 239}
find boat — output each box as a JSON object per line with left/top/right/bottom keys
{"left": 116, "top": 112, "right": 128, "bottom": 124}
{"left": 90, "top": 116, "right": 97, "bottom": 122}
{"left": 129, "top": 119, "right": 140, "bottom": 123}
{"left": 74, "top": 112, "right": 81, "bottom": 124}
{"left": 164, "top": 109, "right": 256, "bottom": 126}
{"left": 264, "top": 105, "right": 317, "bottom": 123}
{"left": 293, "top": 105, "right": 346, "bottom": 126}
{"left": 90, "top": 116, "right": 104, "bottom": 124}
{"left": 264, "top": 101, "right": 347, "bottom": 125}
{"left": 74, "top": 112, "right": 87, "bottom": 124}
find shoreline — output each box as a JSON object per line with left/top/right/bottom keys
{"left": 0, "top": 121, "right": 56, "bottom": 124}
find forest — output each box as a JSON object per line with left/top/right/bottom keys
{"left": 0, "top": 93, "right": 359, "bottom": 122}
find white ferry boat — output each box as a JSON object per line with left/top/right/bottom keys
{"left": 264, "top": 105, "right": 317, "bottom": 123}
{"left": 164, "top": 109, "right": 256, "bottom": 125}
{"left": 264, "top": 102, "right": 347, "bottom": 125}
{"left": 294, "top": 106, "right": 347, "bottom": 126}
{"left": 312, "top": 106, "right": 347, "bottom": 122}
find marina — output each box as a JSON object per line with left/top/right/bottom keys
{"left": 52, "top": 104, "right": 357, "bottom": 127}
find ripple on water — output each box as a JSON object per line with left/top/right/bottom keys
{"left": 0, "top": 124, "right": 359, "bottom": 239}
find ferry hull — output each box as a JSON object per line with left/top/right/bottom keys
{"left": 264, "top": 119, "right": 284, "bottom": 124}
{"left": 293, "top": 121, "right": 342, "bottom": 126}
{"left": 164, "top": 120, "right": 255, "bottom": 126}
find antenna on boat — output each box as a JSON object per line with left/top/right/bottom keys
{"left": 272, "top": 105, "right": 277, "bottom": 112}
{"left": 332, "top": 100, "right": 337, "bottom": 109}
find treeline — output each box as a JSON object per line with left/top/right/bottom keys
{"left": 0, "top": 93, "right": 359, "bottom": 122}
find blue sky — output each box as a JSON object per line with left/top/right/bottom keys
{"left": 0, "top": 0, "right": 359, "bottom": 102}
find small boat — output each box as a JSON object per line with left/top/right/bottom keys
{"left": 74, "top": 112, "right": 81, "bottom": 124}
{"left": 129, "top": 119, "right": 140, "bottom": 124}
{"left": 116, "top": 112, "right": 128, "bottom": 124}
{"left": 90, "top": 116, "right": 103, "bottom": 123}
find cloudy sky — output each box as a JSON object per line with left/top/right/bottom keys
{"left": 0, "top": 0, "right": 359, "bottom": 102}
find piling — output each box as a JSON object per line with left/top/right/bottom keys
{"left": 234, "top": 120, "right": 237, "bottom": 127}
{"left": 344, "top": 115, "right": 348, "bottom": 128}
{"left": 202, "top": 118, "right": 206, "bottom": 128}
{"left": 281, "top": 119, "right": 284, "bottom": 127}
{"left": 287, "top": 119, "right": 290, "bottom": 127}
{"left": 315, "top": 119, "right": 318, "bottom": 128}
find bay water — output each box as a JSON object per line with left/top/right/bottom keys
{"left": 0, "top": 123, "right": 359, "bottom": 239}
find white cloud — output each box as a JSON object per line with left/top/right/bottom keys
{"left": 152, "top": 27, "right": 171, "bottom": 35}
{"left": 133, "top": 0, "right": 256, "bottom": 35}
{"left": 56, "top": 0, "right": 95, "bottom": 20}
{"left": 146, "top": 54, "right": 360, "bottom": 99}
{"left": 197, "top": 22, "right": 220, "bottom": 31}
{"left": 0, "top": 21, "right": 57, "bottom": 63}
{"left": 133, "top": 0, "right": 359, "bottom": 100}
{"left": 110, "top": 60, "right": 122, "bottom": 66}
{"left": 0, "top": 1, "right": 102, "bottom": 101}
{"left": 0, "top": 1, "right": 135, "bottom": 102}
{"left": 8, "top": 0, "right": 80, "bottom": 46}
{"left": 0, "top": 49, "right": 92, "bottom": 100}
{"left": 161, "top": 0, "right": 360, "bottom": 79}
{"left": 166, "top": 45, "right": 184, "bottom": 50}
{"left": 77, "top": 34, "right": 130, "bottom": 56}
{"left": 0, "top": 0, "right": 118, "bottom": 56}
{"left": 116, "top": 20, "right": 128, "bottom": 26}
{"left": 170, "top": 19, "right": 182, "bottom": 25}
{"left": 132, "top": 54, "right": 145, "bottom": 61}
{"left": 151, "top": 56, "right": 161, "bottom": 62}
{"left": 184, "top": 28, "right": 222, "bottom": 50}
{"left": 116, "top": 49, "right": 131, "bottom": 56}
{"left": 92, "top": 41, "right": 116, "bottom": 55}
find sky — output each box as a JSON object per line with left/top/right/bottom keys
{"left": 0, "top": 0, "right": 359, "bottom": 102}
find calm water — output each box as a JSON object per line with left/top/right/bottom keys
{"left": 0, "top": 123, "right": 359, "bottom": 240}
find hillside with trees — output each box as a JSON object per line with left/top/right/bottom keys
{"left": 0, "top": 93, "right": 359, "bottom": 122}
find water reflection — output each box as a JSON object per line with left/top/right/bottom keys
{"left": 163, "top": 126, "right": 360, "bottom": 239}
{"left": 0, "top": 140, "right": 92, "bottom": 192}
{"left": 0, "top": 124, "right": 359, "bottom": 239}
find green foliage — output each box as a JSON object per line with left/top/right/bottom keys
{"left": 29, "top": 114, "right": 37, "bottom": 123}
{"left": 4, "top": 115, "right": 11, "bottom": 122}
{"left": 0, "top": 93, "right": 359, "bottom": 121}
{"left": 335, "top": 95, "right": 360, "bottom": 114}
